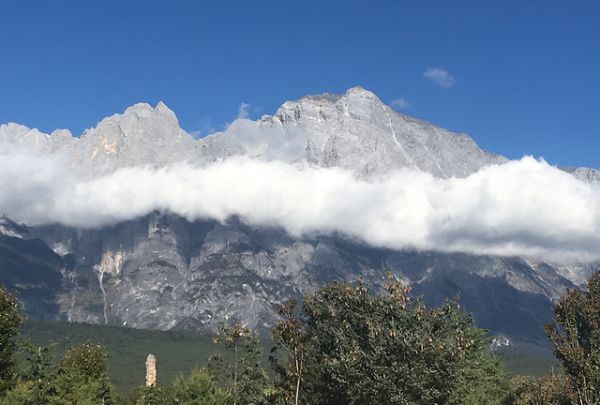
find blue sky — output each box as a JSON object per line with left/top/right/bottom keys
{"left": 1, "top": 0, "right": 599, "bottom": 168}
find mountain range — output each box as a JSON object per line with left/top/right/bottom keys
{"left": 1, "top": 87, "right": 598, "bottom": 343}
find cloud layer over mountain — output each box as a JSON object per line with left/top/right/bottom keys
{"left": 1, "top": 151, "right": 598, "bottom": 263}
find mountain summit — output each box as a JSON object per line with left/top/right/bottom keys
{"left": 2, "top": 87, "right": 596, "bottom": 181}
{"left": 261, "top": 86, "right": 506, "bottom": 177}
{"left": 0, "top": 88, "right": 507, "bottom": 178}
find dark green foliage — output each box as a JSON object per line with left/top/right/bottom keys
{"left": 170, "top": 368, "right": 229, "bottom": 404}
{"left": 130, "top": 386, "right": 169, "bottom": 405}
{"left": 11, "top": 342, "right": 56, "bottom": 403}
{"left": 272, "top": 276, "right": 510, "bottom": 405}
{"left": 1, "top": 341, "right": 115, "bottom": 404}
{"left": 544, "top": 272, "right": 600, "bottom": 404}
{"left": 0, "top": 381, "right": 42, "bottom": 405}
{"left": 12, "top": 277, "right": 599, "bottom": 404}
{"left": 18, "top": 314, "right": 558, "bottom": 398}
{"left": 60, "top": 341, "right": 108, "bottom": 380}
{"left": 53, "top": 342, "right": 113, "bottom": 404}
{"left": 19, "top": 320, "right": 222, "bottom": 393}
{"left": 0, "top": 285, "right": 22, "bottom": 394}
{"left": 209, "top": 324, "right": 269, "bottom": 405}
{"left": 17, "top": 341, "right": 54, "bottom": 383}
{"left": 447, "top": 351, "right": 511, "bottom": 405}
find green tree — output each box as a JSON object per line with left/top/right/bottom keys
{"left": 170, "top": 368, "right": 229, "bottom": 404}
{"left": 447, "top": 348, "right": 510, "bottom": 405}
{"left": 270, "top": 299, "right": 306, "bottom": 405}
{"left": 209, "top": 324, "right": 268, "bottom": 405}
{"left": 272, "top": 276, "right": 509, "bottom": 405}
{"left": 0, "top": 342, "right": 57, "bottom": 404}
{"left": 130, "top": 386, "right": 169, "bottom": 405}
{"left": 52, "top": 341, "right": 113, "bottom": 404}
{"left": 0, "top": 285, "right": 22, "bottom": 394}
{"left": 0, "top": 381, "right": 38, "bottom": 405}
{"left": 545, "top": 272, "right": 600, "bottom": 404}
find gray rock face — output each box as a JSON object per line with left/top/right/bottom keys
{"left": 263, "top": 87, "right": 507, "bottom": 177}
{"left": 0, "top": 87, "right": 598, "bottom": 343}
{"left": 16, "top": 212, "right": 580, "bottom": 342}
{"left": 562, "top": 166, "right": 600, "bottom": 183}
{"left": 0, "top": 87, "right": 506, "bottom": 178}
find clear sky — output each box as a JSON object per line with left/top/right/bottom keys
{"left": 1, "top": 0, "right": 599, "bottom": 168}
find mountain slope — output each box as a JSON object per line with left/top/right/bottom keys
{"left": 9, "top": 212, "right": 576, "bottom": 343}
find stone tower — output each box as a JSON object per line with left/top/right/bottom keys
{"left": 145, "top": 353, "right": 157, "bottom": 387}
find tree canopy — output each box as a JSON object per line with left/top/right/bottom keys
{"left": 271, "top": 276, "right": 510, "bottom": 405}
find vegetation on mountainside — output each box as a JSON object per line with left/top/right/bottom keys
{"left": 0, "top": 272, "right": 598, "bottom": 404}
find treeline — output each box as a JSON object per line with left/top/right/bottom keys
{"left": 0, "top": 273, "right": 598, "bottom": 404}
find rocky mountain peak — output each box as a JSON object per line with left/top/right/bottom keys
{"left": 83, "top": 101, "right": 180, "bottom": 140}
{"left": 0, "top": 123, "right": 51, "bottom": 154}
{"left": 72, "top": 102, "right": 192, "bottom": 170}
{"left": 342, "top": 85, "right": 384, "bottom": 107}
{"left": 265, "top": 87, "right": 504, "bottom": 177}
{"left": 0, "top": 88, "right": 591, "bottom": 182}
{"left": 274, "top": 86, "right": 384, "bottom": 125}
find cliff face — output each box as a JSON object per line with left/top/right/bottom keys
{"left": 1, "top": 211, "right": 577, "bottom": 343}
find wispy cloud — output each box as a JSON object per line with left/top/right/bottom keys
{"left": 391, "top": 98, "right": 410, "bottom": 110}
{"left": 238, "top": 102, "right": 250, "bottom": 119}
{"left": 423, "top": 68, "right": 456, "bottom": 88}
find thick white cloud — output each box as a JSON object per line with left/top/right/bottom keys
{"left": 0, "top": 152, "right": 599, "bottom": 263}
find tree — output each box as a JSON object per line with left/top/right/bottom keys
{"left": 545, "top": 272, "right": 600, "bottom": 404}
{"left": 130, "top": 386, "right": 169, "bottom": 405}
{"left": 0, "top": 285, "right": 22, "bottom": 394}
{"left": 170, "top": 368, "right": 229, "bottom": 405}
{"left": 270, "top": 299, "right": 306, "bottom": 405}
{"left": 15, "top": 342, "right": 56, "bottom": 403}
{"left": 271, "top": 276, "right": 509, "bottom": 405}
{"left": 53, "top": 341, "right": 113, "bottom": 404}
{"left": 209, "top": 324, "right": 269, "bottom": 405}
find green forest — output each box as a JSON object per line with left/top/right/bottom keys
{"left": 0, "top": 273, "right": 598, "bottom": 405}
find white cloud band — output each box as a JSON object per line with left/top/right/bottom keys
{"left": 1, "top": 153, "right": 598, "bottom": 263}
